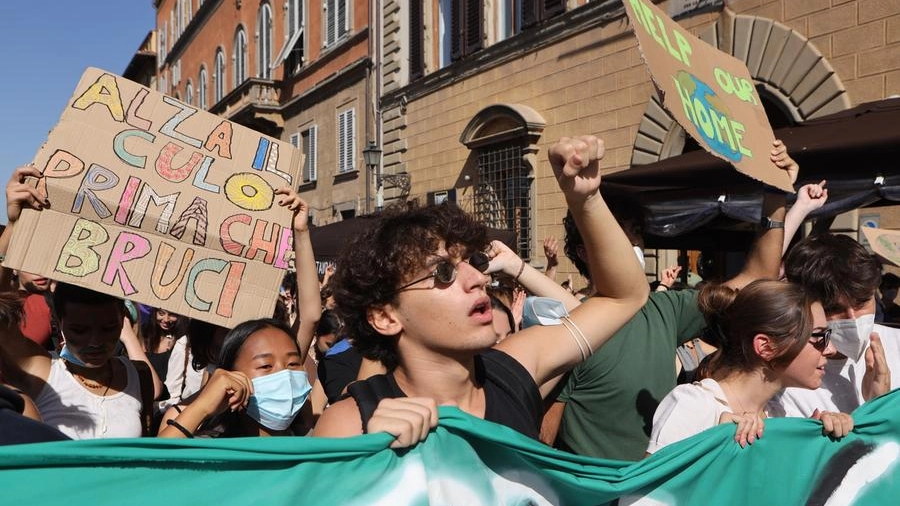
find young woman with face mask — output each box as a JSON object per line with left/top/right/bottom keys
{"left": 158, "top": 318, "right": 313, "bottom": 437}
{"left": 158, "top": 188, "right": 320, "bottom": 437}
{"left": 646, "top": 280, "right": 854, "bottom": 455}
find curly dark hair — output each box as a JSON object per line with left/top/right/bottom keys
{"left": 331, "top": 203, "right": 489, "bottom": 371}
{"left": 784, "top": 234, "right": 881, "bottom": 315}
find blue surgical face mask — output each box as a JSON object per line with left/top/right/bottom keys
{"left": 521, "top": 296, "right": 569, "bottom": 329}
{"left": 59, "top": 345, "right": 87, "bottom": 367}
{"left": 246, "top": 369, "right": 312, "bottom": 431}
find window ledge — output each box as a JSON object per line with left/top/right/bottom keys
{"left": 334, "top": 170, "right": 359, "bottom": 183}
{"left": 299, "top": 180, "right": 317, "bottom": 191}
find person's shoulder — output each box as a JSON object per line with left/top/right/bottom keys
{"left": 312, "top": 397, "right": 364, "bottom": 437}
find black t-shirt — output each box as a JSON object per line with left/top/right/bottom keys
{"left": 349, "top": 349, "right": 543, "bottom": 439}
{"left": 319, "top": 345, "right": 363, "bottom": 404}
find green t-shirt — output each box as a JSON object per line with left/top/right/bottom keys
{"left": 556, "top": 289, "right": 705, "bottom": 461}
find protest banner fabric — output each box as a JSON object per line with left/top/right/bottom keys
{"left": 4, "top": 67, "right": 302, "bottom": 327}
{"left": 2, "top": 389, "right": 899, "bottom": 505}
{"left": 622, "top": 0, "right": 793, "bottom": 193}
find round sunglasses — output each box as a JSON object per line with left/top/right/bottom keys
{"left": 393, "top": 251, "right": 491, "bottom": 293}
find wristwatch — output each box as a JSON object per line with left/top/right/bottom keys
{"left": 760, "top": 216, "right": 785, "bottom": 229}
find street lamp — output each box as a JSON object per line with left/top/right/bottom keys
{"left": 363, "top": 141, "right": 383, "bottom": 212}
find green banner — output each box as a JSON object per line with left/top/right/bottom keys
{"left": 3, "top": 389, "right": 900, "bottom": 505}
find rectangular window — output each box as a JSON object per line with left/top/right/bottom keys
{"left": 325, "top": 0, "right": 349, "bottom": 48}
{"left": 451, "top": 0, "right": 484, "bottom": 63}
{"left": 302, "top": 126, "right": 318, "bottom": 182}
{"left": 473, "top": 143, "right": 533, "bottom": 261}
{"left": 521, "top": 0, "right": 566, "bottom": 28}
{"left": 337, "top": 109, "right": 355, "bottom": 174}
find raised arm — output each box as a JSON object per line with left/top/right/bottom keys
{"left": 486, "top": 239, "right": 581, "bottom": 311}
{"left": 275, "top": 188, "right": 320, "bottom": 363}
{"left": 497, "top": 135, "right": 649, "bottom": 387}
{"left": 1, "top": 166, "right": 48, "bottom": 292}
{"left": 783, "top": 180, "right": 827, "bottom": 256}
{"left": 723, "top": 140, "right": 797, "bottom": 290}
{"left": 119, "top": 318, "right": 164, "bottom": 399}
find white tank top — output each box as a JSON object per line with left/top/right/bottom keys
{"left": 35, "top": 357, "right": 143, "bottom": 440}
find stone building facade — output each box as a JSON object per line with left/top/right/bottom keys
{"left": 132, "top": 0, "right": 900, "bottom": 283}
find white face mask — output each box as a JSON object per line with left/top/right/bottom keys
{"left": 828, "top": 314, "right": 875, "bottom": 362}
{"left": 633, "top": 246, "right": 645, "bottom": 271}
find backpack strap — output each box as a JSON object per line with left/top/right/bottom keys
{"left": 130, "top": 360, "right": 155, "bottom": 437}
{"left": 346, "top": 375, "right": 396, "bottom": 433}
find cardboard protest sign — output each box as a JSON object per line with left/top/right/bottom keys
{"left": 5, "top": 67, "right": 302, "bottom": 328}
{"left": 861, "top": 227, "right": 900, "bottom": 266}
{"left": 623, "top": 0, "right": 793, "bottom": 192}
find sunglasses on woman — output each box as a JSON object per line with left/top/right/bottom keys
{"left": 394, "top": 251, "right": 491, "bottom": 293}
{"left": 809, "top": 327, "right": 832, "bottom": 351}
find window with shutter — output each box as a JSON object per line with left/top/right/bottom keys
{"left": 302, "top": 126, "right": 318, "bottom": 182}
{"left": 338, "top": 111, "right": 347, "bottom": 173}
{"left": 465, "top": 0, "right": 484, "bottom": 55}
{"left": 409, "top": 1, "right": 424, "bottom": 79}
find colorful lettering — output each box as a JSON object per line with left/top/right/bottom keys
{"left": 216, "top": 261, "right": 246, "bottom": 318}
{"left": 223, "top": 172, "right": 274, "bottom": 211}
{"left": 151, "top": 242, "right": 195, "bottom": 300}
{"left": 155, "top": 142, "right": 205, "bottom": 183}
{"left": 204, "top": 120, "right": 233, "bottom": 159}
{"left": 274, "top": 227, "right": 293, "bottom": 269}
{"left": 191, "top": 156, "right": 220, "bottom": 193}
{"left": 71, "top": 73, "right": 125, "bottom": 122}
{"left": 115, "top": 176, "right": 142, "bottom": 225}
{"left": 125, "top": 88, "right": 153, "bottom": 130}
{"left": 220, "top": 214, "right": 251, "bottom": 256}
{"left": 113, "top": 129, "right": 156, "bottom": 168}
{"left": 101, "top": 232, "right": 152, "bottom": 296}
{"left": 55, "top": 219, "right": 109, "bottom": 277}
{"left": 244, "top": 220, "right": 281, "bottom": 264}
{"left": 185, "top": 259, "right": 229, "bottom": 312}
{"left": 73, "top": 164, "right": 118, "bottom": 219}
{"left": 128, "top": 185, "right": 180, "bottom": 233}
{"left": 38, "top": 150, "right": 85, "bottom": 197}
{"left": 159, "top": 96, "right": 203, "bottom": 148}
{"left": 169, "top": 197, "right": 209, "bottom": 246}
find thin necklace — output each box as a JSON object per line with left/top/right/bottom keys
{"left": 722, "top": 382, "right": 763, "bottom": 417}
{"left": 67, "top": 363, "right": 113, "bottom": 396}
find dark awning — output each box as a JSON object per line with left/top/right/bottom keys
{"left": 602, "top": 98, "right": 900, "bottom": 249}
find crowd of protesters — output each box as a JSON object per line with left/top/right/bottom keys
{"left": 1, "top": 134, "right": 894, "bottom": 465}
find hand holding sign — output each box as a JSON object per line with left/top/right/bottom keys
{"left": 623, "top": 0, "right": 793, "bottom": 192}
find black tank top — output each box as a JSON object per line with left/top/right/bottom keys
{"left": 348, "top": 349, "right": 543, "bottom": 439}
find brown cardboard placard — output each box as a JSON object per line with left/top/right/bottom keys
{"left": 861, "top": 227, "right": 900, "bottom": 267}
{"left": 5, "top": 68, "right": 303, "bottom": 328}
{"left": 623, "top": 0, "right": 793, "bottom": 192}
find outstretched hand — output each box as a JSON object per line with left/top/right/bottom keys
{"left": 863, "top": 332, "right": 891, "bottom": 400}
{"left": 543, "top": 237, "right": 559, "bottom": 268}
{"left": 770, "top": 139, "right": 799, "bottom": 185}
{"left": 6, "top": 166, "right": 47, "bottom": 223}
{"left": 548, "top": 136, "right": 605, "bottom": 204}
{"left": 275, "top": 187, "right": 310, "bottom": 233}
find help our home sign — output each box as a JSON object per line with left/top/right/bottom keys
{"left": 623, "top": 0, "right": 793, "bottom": 192}
{"left": 6, "top": 68, "right": 302, "bottom": 327}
